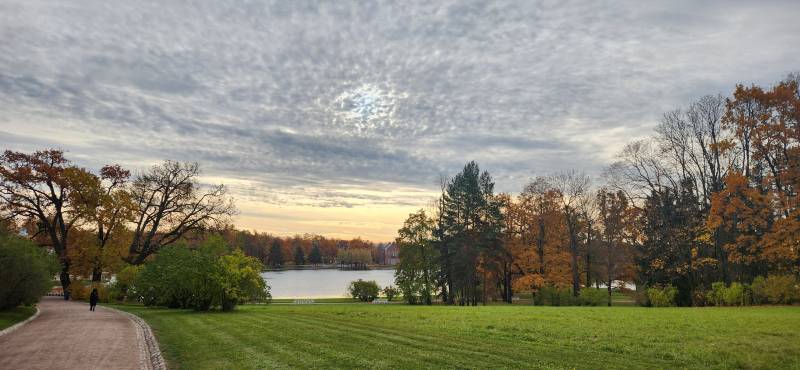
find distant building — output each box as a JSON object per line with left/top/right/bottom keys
{"left": 376, "top": 242, "right": 399, "bottom": 265}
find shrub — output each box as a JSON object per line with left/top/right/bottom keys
{"left": 762, "top": 275, "right": 799, "bottom": 304}
{"left": 646, "top": 285, "right": 677, "bottom": 307}
{"left": 708, "top": 282, "right": 726, "bottom": 306}
{"left": 348, "top": 279, "right": 380, "bottom": 302}
{"left": 109, "top": 265, "right": 142, "bottom": 302}
{"left": 383, "top": 286, "right": 399, "bottom": 301}
{"left": 0, "top": 231, "right": 59, "bottom": 310}
{"left": 69, "top": 281, "right": 90, "bottom": 301}
{"left": 534, "top": 286, "right": 580, "bottom": 306}
{"left": 218, "top": 250, "right": 272, "bottom": 310}
{"left": 692, "top": 290, "right": 707, "bottom": 307}
{"left": 722, "top": 282, "right": 750, "bottom": 306}
{"left": 579, "top": 288, "right": 608, "bottom": 306}
{"left": 751, "top": 276, "right": 768, "bottom": 304}
{"left": 137, "top": 236, "right": 270, "bottom": 311}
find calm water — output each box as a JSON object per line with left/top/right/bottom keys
{"left": 261, "top": 269, "right": 396, "bottom": 298}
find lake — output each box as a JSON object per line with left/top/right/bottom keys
{"left": 261, "top": 269, "right": 396, "bottom": 298}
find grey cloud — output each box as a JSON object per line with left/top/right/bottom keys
{"left": 1, "top": 0, "right": 799, "bottom": 208}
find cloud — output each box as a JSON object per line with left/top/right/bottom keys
{"left": 1, "top": 0, "right": 799, "bottom": 240}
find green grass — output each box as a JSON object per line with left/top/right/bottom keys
{"left": 0, "top": 306, "right": 37, "bottom": 330}
{"left": 111, "top": 303, "right": 800, "bottom": 369}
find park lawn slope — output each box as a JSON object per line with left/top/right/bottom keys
{"left": 114, "top": 304, "right": 800, "bottom": 369}
{"left": 0, "top": 306, "right": 37, "bottom": 330}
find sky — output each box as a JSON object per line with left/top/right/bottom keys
{"left": 1, "top": 1, "right": 799, "bottom": 242}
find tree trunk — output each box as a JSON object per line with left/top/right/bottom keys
{"left": 91, "top": 267, "right": 103, "bottom": 282}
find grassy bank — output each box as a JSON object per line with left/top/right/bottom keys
{"left": 0, "top": 306, "right": 37, "bottom": 330}
{"left": 113, "top": 304, "right": 799, "bottom": 369}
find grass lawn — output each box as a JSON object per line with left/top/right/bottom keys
{"left": 0, "top": 306, "right": 37, "bottom": 330}
{"left": 112, "top": 303, "right": 800, "bottom": 369}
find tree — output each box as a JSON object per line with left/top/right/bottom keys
{"left": 309, "top": 241, "right": 323, "bottom": 264}
{"left": 293, "top": 244, "right": 305, "bottom": 265}
{"left": 0, "top": 225, "right": 59, "bottom": 309}
{"left": 436, "top": 161, "right": 503, "bottom": 305}
{"left": 68, "top": 164, "right": 135, "bottom": 281}
{"left": 0, "top": 149, "right": 89, "bottom": 297}
{"left": 395, "top": 209, "right": 438, "bottom": 304}
{"left": 551, "top": 171, "right": 591, "bottom": 297}
{"left": 639, "top": 180, "right": 707, "bottom": 306}
{"left": 512, "top": 177, "right": 571, "bottom": 301}
{"left": 596, "top": 189, "right": 634, "bottom": 306}
{"left": 268, "top": 239, "right": 284, "bottom": 268}
{"left": 128, "top": 161, "right": 236, "bottom": 264}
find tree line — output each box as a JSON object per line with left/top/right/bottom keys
{"left": 395, "top": 75, "right": 800, "bottom": 306}
{"left": 216, "top": 231, "right": 387, "bottom": 268}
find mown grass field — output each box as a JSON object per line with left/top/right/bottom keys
{"left": 113, "top": 303, "right": 800, "bottom": 369}
{"left": 0, "top": 306, "right": 36, "bottom": 330}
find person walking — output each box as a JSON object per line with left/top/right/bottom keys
{"left": 89, "top": 288, "right": 99, "bottom": 311}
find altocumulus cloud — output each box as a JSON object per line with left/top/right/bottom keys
{"left": 1, "top": 0, "right": 799, "bottom": 239}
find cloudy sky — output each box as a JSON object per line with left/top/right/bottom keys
{"left": 1, "top": 1, "right": 798, "bottom": 241}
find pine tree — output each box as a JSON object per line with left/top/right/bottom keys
{"left": 294, "top": 245, "right": 306, "bottom": 265}
{"left": 268, "top": 239, "right": 284, "bottom": 268}
{"left": 309, "top": 242, "right": 323, "bottom": 264}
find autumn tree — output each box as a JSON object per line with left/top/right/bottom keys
{"left": 68, "top": 164, "right": 134, "bottom": 281}
{"left": 511, "top": 177, "right": 571, "bottom": 301}
{"left": 127, "top": 161, "right": 236, "bottom": 264}
{"left": 0, "top": 149, "right": 90, "bottom": 297}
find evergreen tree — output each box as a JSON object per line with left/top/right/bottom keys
{"left": 268, "top": 239, "right": 283, "bottom": 268}
{"left": 294, "top": 245, "right": 306, "bottom": 265}
{"left": 309, "top": 242, "right": 323, "bottom": 264}
{"left": 436, "top": 161, "right": 504, "bottom": 306}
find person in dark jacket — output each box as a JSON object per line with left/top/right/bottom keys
{"left": 89, "top": 288, "right": 99, "bottom": 311}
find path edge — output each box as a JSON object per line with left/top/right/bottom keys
{"left": 0, "top": 306, "right": 41, "bottom": 337}
{"left": 104, "top": 305, "right": 167, "bottom": 370}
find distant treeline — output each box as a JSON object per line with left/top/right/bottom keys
{"left": 208, "top": 229, "right": 389, "bottom": 267}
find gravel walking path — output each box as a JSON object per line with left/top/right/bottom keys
{"left": 0, "top": 296, "right": 142, "bottom": 370}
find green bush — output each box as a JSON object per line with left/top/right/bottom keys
{"left": 109, "top": 265, "right": 142, "bottom": 302}
{"left": 579, "top": 288, "right": 608, "bottom": 306}
{"left": 645, "top": 285, "right": 677, "bottom": 307}
{"left": 534, "top": 286, "right": 580, "bottom": 306}
{"left": 137, "top": 236, "right": 270, "bottom": 311}
{"left": 708, "top": 282, "right": 726, "bottom": 306}
{"left": 722, "top": 282, "right": 750, "bottom": 306}
{"left": 761, "top": 275, "right": 799, "bottom": 304}
{"left": 383, "top": 286, "right": 399, "bottom": 301}
{"left": 0, "top": 231, "right": 59, "bottom": 310}
{"left": 348, "top": 279, "right": 380, "bottom": 302}
{"left": 751, "top": 276, "right": 768, "bottom": 304}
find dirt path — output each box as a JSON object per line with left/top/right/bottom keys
{"left": 0, "top": 296, "right": 142, "bottom": 370}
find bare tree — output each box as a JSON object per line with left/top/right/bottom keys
{"left": 127, "top": 161, "right": 236, "bottom": 264}
{"left": 551, "top": 171, "right": 591, "bottom": 296}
